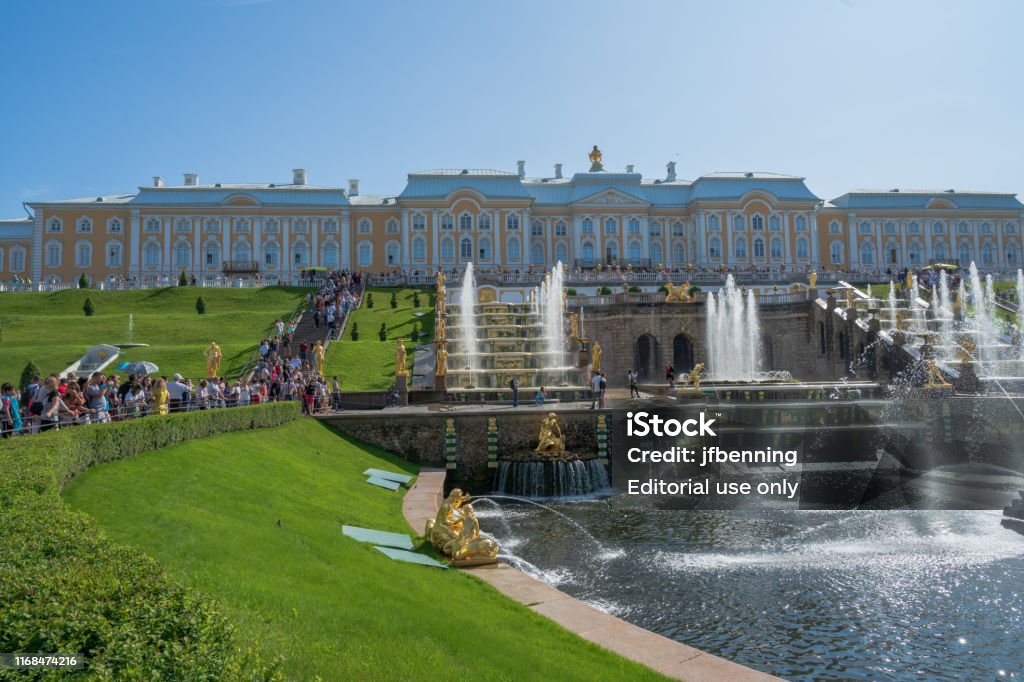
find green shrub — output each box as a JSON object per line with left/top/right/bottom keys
{"left": 658, "top": 285, "right": 668, "bottom": 293}
{"left": 196, "top": 296, "right": 206, "bottom": 314}
{"left": 366, "top": 293, "right": 374, "bottom": 309}
{"left": 350, "top": 322, "right": 359, "bottom": 341}
{"left": 628, "top": 286, "right": 642, "bottom": 293}
{"left": 598, "top": 286, "right": 612, "bottom": 295}
{"left": 378, "top": 322, "right": 388, "bottom": 341}
{"left": 19, "top": 361, "right": 40, "bottom": 390}
{"left": 690, "top": 285, "right": 702, "bottom": 293}
{"left": 565, "top": 288, "right": 576, "bottom": 297}
{"left": 412, "top": 291, "right": 421, "bottom": 308}
{"left": 411, "top": 322, "right": 420, "bottom": 343}
{"left": 0, "top": 403, "right": 298, "bottom": 680}
{"left": 179, "top": 270, "right": 189, "bottom": 286}
{"left": 390, "top": 292, "right": 397, "bottom": 309}
{"left": 83, "top": 297, "right": 95, "bottom": 316}
{"left": 78, "top": 273, "right": 89, "bottom": 289}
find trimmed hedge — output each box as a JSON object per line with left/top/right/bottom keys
{"left": 0, "top": 403, "right": 300, "bottom": 680}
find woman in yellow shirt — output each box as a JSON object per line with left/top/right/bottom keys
{"left": 151, "top": 377, "right": 169, "bottom": 416}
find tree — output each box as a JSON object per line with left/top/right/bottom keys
{"left": 78, "top": 273, "right": 89, "bottom": 289}
{"left": 350, "top": 322, "right": 359, "bottom": 341}
{"left": 366, "top": 293, "right": 374, "bottom": 309}
{"left": 20, "top": 361, "right": 41, "bottom": 390}
{"left": 411, "top": 322, "right": 420, "bottom": 343}
{"left": 412, "top": 291, "right": 421, "bottom": 308}
{"left": 378, "top": 323, "right": 388, "bottom": 341}
{"left": 390, "top": 291, "right": 398, "bottom": 309}
{"left": 628, "top": 285, "right": 642, "bottom": 293}
{"left": 179, "top": 271, "right": 189, "bottom": 286}
{"left": 195, "top": 296, "right": 206, "bottom": 314}
{"left": 598, "top": 286, "right": 613, "bottom": 295}
{"left": 83, "top": 297, "right": 95, "bottom": 316}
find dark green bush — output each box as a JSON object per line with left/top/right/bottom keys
{"left": 378, "top": 323, "right": 388, "bottom": 341}
{"left": 350, "top": 322, "right": 359, "bottom": 341}
{"left": 0, "top": 403, "right": 299, "bottom": 680}
{"left": 598, "top": 286, "right": 612, "bottom": 295}
{"left": 657, "top": 285, "right": 668, "bottom": 293}
{"left": 20, "top": 361, "right": 40, "bottom": 390}
{"left": 78, "top": 273, "right": 89, "bottom": 289}
{"left": 196, "top": 296, "right": 206, "bottom": 314}
{"left": 628, "top": 286, "right": 642, "bottom": 293}
{"left": 412, "top": 291, "right": 421, "bottom": 308}
{"left": 179, "top": 270, "right": 189, "bottom": 286}
{"left": 564, "top": 288, "right": 576, "bottom": 297}
{"left": 390, "top": 292, "right": 397, "bottom": 309}
{"left": 366, "top": 293, "right": 374, "bottom": 309}
{"left": 411, "top": 322, "right": 420, "bottom": 343}
{"left": 83, "top": 297, "right": 95, "bottom": 316}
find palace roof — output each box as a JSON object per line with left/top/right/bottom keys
{"left": 0, "top": 218, "right": 32, "bottom": 239}
{"left": 829, "top": 189, "right": 1023, "bottom": 210}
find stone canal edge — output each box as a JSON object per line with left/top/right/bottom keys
{"left": 403, "top": 468, "right": 782, "bottom": 682}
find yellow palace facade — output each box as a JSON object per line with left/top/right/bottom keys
{"left": 2, "top": 154, "right": 1023, "bottom": 284}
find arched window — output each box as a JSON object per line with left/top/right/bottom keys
{"left": 753, "top": 238, "right": 765, "bottom": 258}
{"left": 322, "top": 219, "right": 338, "bottom": 234}
{"left": 958, "top": 221, "right": 970, "bottom": 234}
{"left": 293, "top": 218, "right": 309, "bottom": 234}
{"left": 384, "top": 241, "right": 399, "bottom": 265}
{"left": 934, "top": 241, "right": 947, "bottom": 260}
{"left": 265, "top": 218, "right": 280, "bottom": 234}
{"left": 506, "top": 213, "right": 520, "bottom": 230}
{"left": 231, "top": 240, "right": 250, "bottom": 262}
{"left": 796, "top": 237, "right": 809, "bottom": 259}
{"left": 441, "top": 237, "right": 455, "bottom": 261}
{"left": 205, "top": 218, "right": 221, "bottom": 233}
{"left": 582, "top": 219, "right": 593, "bottom": 234}
{"left": 322, "top": 242, "right": 339, "bottom": 267}
{"left": 440, "top": 213, "right": 453, "bottom": 230}
{"left": 629, "top": 241, "right": 641, "bottom": 262}
{"left": 982, "top": 242, "right": 995, "bottom": 266}
{"left": 264, "top": 242, "right": 280, "bottom": 267}
{"left": 908, "top": 222, "right": 920, "bottom": 234}
{"left": 531, "top": 220, "right": 543, "bottom": 237}
{"left": 412, "top": 236, "right": 426, "bottom": 261}
{"left": 628, "top": 219, "right": 640, "bottom": 234}
{"left": 358, "top": 218, "right": 372, "bottom": 234}
{"left": 752, "top": 215, "right": 764, "bottom": 232}
{"left": 412, "top": 214, "right": 426, "bottom": 231}
{"left": 507, "top": 237, "right": 521, "bottom": 261}
{"left": 673, "top": 242, "right": 686, "bottom": 264}
{"left": 649, "top": 220, "right": 662, "bottom": 236}
{"left": 47, "top": 217, "right": 63, "bottom": 233}
{"left": 76, "top": 241, "right": 92, "bottom": 267}
{"left": 555, "top": 242, "right": 568, "bottom": 264}
{"left": 769, "top": 215, "right": 781, "bottom": 232}
{"left": 830, "top": 241, "right": 844, "bottom": 265}
{"left": 958, "top": 242, "right": 972, "bottom": 265}
{"left": 106, "top": 240, "right": 122, "bottom": 267}
{"left": 10, "top": 246, "right": 26, "bottom": 272}
{"left": 830, "top": 221, "right": 841, "bottom": 234}
{"left": 145, "top": 241, "right": 162, "bottom": 267}
{"left": 204, "top": 241, "right": 220, "bottom": 268}
{"left": 235, "top": 218, "right": 251, "bottom": 234}
{"left": 707, "top": 215, "right": 720, "bottom": 231}
{"left": 1005, "top": 222, "right": 1019, "bottom": 234}
{"left": 908, "top": 242, "right": 922, "bottom": 265}
{"left": 478, "top": 213, "right": 491, "bottom": 231}
{"left": 357, "top": 241, "right": 372, "bottom": 267}
{"left": 582, "top": 242, "right": 595, "bottom": 262}
{"left": 175, "top": 241, "right": 192, "bottom": 268}
{"left": 45, "top": 240, "right": 63, "bottom": 267}
{"left": 733, "top": 215, "right": 746, "bottom": 231}
{"left": 531, "top": 242, "right": 544, "bottom": 265}
{"left": 386, "top": 218, "right": 399, "bottom": 234}
{"left": 77, "top": 217, "right": 92, "bottom": 233}
{"left": 932, "top": 221, "right": 945, "bottom": 234}
{"left": 1007, "top": 243, "right": 1019, "bottom": 265}
{"left": 770, "top": 237, "right": 782, "bottom": 259}
{"left": 860, "top": 221, "right": 873, "bottom": 235}
{"left": 795, "top": 216, "right": 808, "bottom": 232}
{"left": 672, "top": 221, "right": 685, "bottom": 236}
{"left": 859, "top": 242, "right": 874, "bottom": 265}
{"left": 460, "top": 213, "right": 473, "bottom": 231}
{"left": 107, "top": 217, "right": 122, "bottom": 233}
{"left": 709, "top": 237, "right": 721, "bottom": 259}
{"left": 650, "top": 242, "right": 663, "bottom": 265}
{"left": 479, "top": 237, "right": 492, "bottom": 260}
{"left": 554, "top": 220, "right": 567, "bottom": 236}
{"left": 460, "top": 238, "right": 472, "bottom": 260}
{"left": 604, "top": 218, "right": 617, "bottom": 234}
{"left": 981, "top": 222, "right": 993, "bottom": 234}
{"left": 734, "top": 236, "right": 747, "bottom": 259}
{"left": 605, "top": 240, "right": 619, "bottom": 261}
{"left": 885, "top": 241, "right": 899, "bottom": 265}
{"left": 884, "top": 222, "right": 896, "bottom": 234}
{"left": 293, "top": 242, "right": 309, "bottom": 266}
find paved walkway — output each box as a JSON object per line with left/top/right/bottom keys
{"left": 401, "top": 470, "right": 782, "bottom": 682}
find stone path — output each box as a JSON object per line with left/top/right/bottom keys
{"left": 401, "top": 470, "right": 782, "bottom": 682}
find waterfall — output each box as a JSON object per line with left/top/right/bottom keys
{"left": 705, "top": 275, "right": 762, "bottom": 381}
{"left": 494, "top": 459, "right": 610, "bottom": 498}
{"left": 969, "top": 262, "right": 998, "bottom": 370}
{"left": 542, "top": 261, "right": 565, "bottom": 371}
{"left": 458, "top": 262, "right": 479, "bottom": 378}
{"left": 938, "top": 270, "right": 952, "bottom": 317}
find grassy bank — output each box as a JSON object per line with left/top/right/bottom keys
{"left": 0, "top": 287, "right": 308, "bottom": 384}
{"left": 66, "top": 418, "right": 666, "bottom": 681}
{"left": 324, "top": 287, "right": 434, "bottom": 391}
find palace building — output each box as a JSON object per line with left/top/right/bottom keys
{"left": 2, "top": 152, "right": 1022, "bottom": 284}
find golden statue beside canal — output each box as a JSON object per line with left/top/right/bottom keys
{"left": 535, "top": 412, "right": 565, "bottom": 453}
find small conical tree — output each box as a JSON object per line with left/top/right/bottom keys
{"left": 196, "top": 296, "right": 206, "bottom": 314}
{"left": 366, "top": 293, "right": 374, "bottom": 309}
{"left": 350, "top": 322, "right": 359, "bottom": 341}
{"left": 83, "top": 297, "right": 95, "bottom": 316}
{"left": 390, "top": 291, "right": 398, "bottom": 309}
{"left": 412, "top": 291, "right": 421, "bottom": 308}
{"left": 20, "top": 361, "right": 41, "bottom": 390}
{"left": 78, "top": 273, "right": 89, "bottom": 289}
{"left": 378, "top": 322, "right": 388, "bottom": 341}
{"left": 411, "top": 322, "right": 420, "bottom": 343}
{"left": 179, "top": 270, "right": 189, "bottom": 286}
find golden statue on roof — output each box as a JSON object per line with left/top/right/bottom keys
{"left": 588, "top": 145, "right": 604, "bottom": 172}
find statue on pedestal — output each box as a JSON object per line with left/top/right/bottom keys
{"left": 395, "top": 339, "right": 408, "bottom": 377}
{"left": 435, "top": 316, "right": 446, "bottom": 341}
{"left": 535, "top": 412, "right": 565, "bottom": 453}
{"left": 435, "top": 271, "right": 446, "bottom": 290}
{"left": 680, "top": 363, "right": 705, "bottom": 390}
{"left": 204, "top": 341, "right": 222, "bottom": 377}
{"left": 591, "top": 341, "right": 602, "bottom": 372}
{"left": 312, "top": 340, "right": 325, "bottom": 375}
{"left": 425, "top": 488, "right": 470, "bottom": 550}
{"left": 569, "top": 313, "right": 579, "bottom": 339}
{"left": 588, "top": 145, "right": 604, "bottom": 172}
{"left": 449, "top": 504, "right": 500, "bottom": 563}
{"left": 435, "top": 344, "right": 448, "bottom": 376}
{"left": 809, "top": 270, "right": 817, "bottom": 289}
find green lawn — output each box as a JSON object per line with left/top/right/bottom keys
{"left": 65, "top": 419, "right": 665, "bottom": 681}
{"left": 0, "top": 287, "right": 309, "bottom": 384}
{"left": 325, "top": 287, "right": 435, "bottom": 391}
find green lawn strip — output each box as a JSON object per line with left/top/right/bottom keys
{"left": 0, "top": 287, "right": 309, "bottom": 383}
{"left": 66, "top": 419, "right": 668, "bottom": 681}
{"left": 324, "top": 287, "right": 435, "bottom": 390}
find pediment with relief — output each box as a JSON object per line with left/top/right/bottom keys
{"left": 572, "top": 188, "right": 649, "bottom": 207}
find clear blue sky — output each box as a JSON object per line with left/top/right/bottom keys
{"left": 2, "top": 0, "right": 1022, "bottom": 216}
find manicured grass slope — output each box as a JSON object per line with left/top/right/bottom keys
{"left": 324, "top": 287, "right": 434, "bottom": 391}
{"left": 0, "top": 287, "right": 308, "bottom": 383}
{"left": 66, "top": 419, "right": 665, "bottom": 681}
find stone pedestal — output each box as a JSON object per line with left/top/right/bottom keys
{"left": 433, "top": 374, "right": 447, "bottom": 392}
{"left": 396, "top": 374, "right": 409, "bottom": 406}
{"left": 954, "top": 361, "right": 982, "bottom": 394}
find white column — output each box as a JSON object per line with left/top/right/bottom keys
{"left": 924, "top": 220, "right": 933, "bottom": 263}
{"left": 341, "top": 211, "right": 351, "bottom": 268}
{"left": 400, "top": 209, "right": 410, "bottom": 268}
{"left": 849, "top": 215, "right": 859, "bottom": 268}
{"left": 725, "top": 213, "right": 734, "bottom": 265}
{"left": 282, "top": 218, "right": 290, "bottom": 277}
{"left": 808, "top": 212, "right": 819, "bottom": 267}
{"left": 641, "top": 215, "right": 651, "bottom": 263}
{"left": 253, "top": 217, "right": 262, "bottom": 273}
{"left": 873, "top": 220, "right": 882, "bottom": 270}
{"left": 899, "top": 221, "right": 908, "bottom": 265}
{"left": 545, "top": 217, "right": 554, "bottom": 267}
{"left": 782, "top": 211, "right": 792, "bottom": 263}
{"left": 973, "top": 220, "right": 981, "bottom": 267}
{"left": 164, "top": 217, "right": 172, "bottom": 276}
{"left": 997, "top": 223, "right": 1005, "bottom": 269}
{"left": 431, "top": 209, "right": 439, "bottom": 267}
{"left": 193, "top": 217, "right": 201, "bottom": 274}
{"left": 31, "top": 212, "right": 44, "bottom": 281}
{"left": 222, "top": 217, "right": 231, "bottom": 275}
{"left": 619, "top": 215, "right": 627, "bottom": 264}
{"left": 128, "top": 210, "right": 140, "bottom": 276}
{"left": 310, "top": 217, "right": 319, "bottom": 267}
{"left": 573, "top": 215, "right": 582, "bottom": 263}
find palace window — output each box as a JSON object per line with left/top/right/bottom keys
{"left": 629, "top": 241, "right": 641, "bottom": 262}
{"left": 859, "top": 221, "right": 872, "bottom": 235}
{"left": 753, "top": 238, "right": 765, "bottom": 258}
{"left": 650, "top": 242, "right": 663, "bottom": 264}
{"left": 204, "top": 242, "right": 221, "bottom": 268}
{"left": 859, "top": 242, "right": 874, "bottom": 265}
{"left": 412, "top": 214, "right": 426, "bottom": 231}
{"left": 174, "top": 241, "right": 192, "bottom": 268}
{"left": 934, "top": 242, "right": 948, "bottom": 260}
{"left": 323, "top": 243, "right": 339, "bottom": 268}
{"left": 232, "top": 240, "right": 250, "bottom": 262}
{"left": 795, "top": 216, "right": 808, "bottom": 232}
{"left": 293, "top": 219, "right": 310, "bottom": 234}
{"left": 385, "top": 241, "right": 400, "bottom": 265}
{"left": 47, "top": 217, "right": 62, "bottom": 233}
{"left": 479, "top": 213, "right": 491, "bottom": 231}
{"left": 770, "top": 237, "right": 782, "bottom": 259}
{"left": 76, "top": 241, "right": 92, "bottom": 267}
{"left": 769, "top": 215, "right": 781, "bottom": 232}
{"left": 605, "top": 240, "right": 618, "bottom": 261}
{"left": 506, "top": 214, "right": 520, "bottom": 231}
{"left": 205, "top": 218, "right": 221, "bottom": 233}
{"left": 413, "top": 237, "right": 426, "bottom": 261}
{"left": 707, "top": 215, "right": 720, "bottom": 231}
{"left": 733, "top": 216, "right": 746, "bottom": 232}
{"left": 1008, "top": 243, "right": 1019, "bottom": 265}
{"left": 673, "top": 242, "right": 685, "bottom": 264}
{"left": 508, "top": 237, "right": 521, "bottom": 261}
{"left": 235, "top": 218, "right": 251, "bottom": 234}
{"left": 107, "top": 217, "right": 122, "bottom": 233}
{"left": 531, "top": 220, "right": 543, "bottom": 237}
{"left": 932, "top": 221, "right": 946, "bottom": 234}
{"left": 106, "top": 240, "right": 122, "bottom": 267}
{"left": 555, "top": 220, "right": 567, "bottom": 236}
{"left": 582, "top": 242, "right": 595, "bottom": 262}
{"left": 144, "top": 217, "right": 161, "bottom": 233}
{"left": 628, "top": 218, "right": 640, "bottom": 234}
{"left": 752, "top": 215, "right": 764, "bottom": 232}
{"left": 460, "top": 213, "right": 473, "bottom": 231}
{"left": 908, "top": 222, "right": 920, "bottom": 234}
{"left": 830, "top": 221, "right": 841, "bottom": 234}
{"left": 983, "top": 243, "right": 996, "bottom": 266}
{"left": 709, "top": 237, "right": 722, "bottom": 259}
{"left": 264, "top": 242, "right": 280, "bottom": 266}
{"left": 958, "top": 222, "right": 970, "bottom": 234}
{"left": 672, "top": 221, "right": 685, "bottom": 237}
{"left": 479, "top": 237, "right": 492, "bottom": 260}
{"left": 358, "top": 218, "right": 371, "bottom": 234}
{"left": 981, "top": 222, "right": 993, "bottom": 234}
{"left": 555, "top": 242, "right": 568, "bottom": 264}
{"left": 291, "top": 242, "right": 308, "bottom": 266}
{"left": 884, "top": 222, "right": 896, "bottom": 235}
{"left": 796, "top": 237, "right": 809, "bottom": 259}
{"left": 460, "top": 238, "right": 472, "bottom": 260}
{"left": 386, "top": 218, "right": 399, "bottom": 234}
{"left": 144, "top": 242, "right": 161, "bottom": 267}
{"left": 604, "top": 218, "right": 617, "bottom": 235}
{"left": 649, "top": 220, "right": 662, "bottom": 236}
{"left": 10, "top": 246, "right": 25, "bottom": 272}
{"left": 959, "top": 243, "right": 972, "bottom": 265}
{"left": 46, "top": 241, "right": 62, "bottom": 267}
{"left": 441, "top": 213, "right": 454, "bottom": 230}
{"left": 531, "top": 242, "right": 544, "bottom": 265}
{"left": 1005, "top": 222, "right": 1019, "bottom": 234}
{"left": 908, "top": 242, "right": 922, "bottom": 265}
{"left": 441, "top": 238, "right": 455, "bottom": 261}
{"left": 175, "top": 218, "right": 190, "bottom": 234}
{"left": 357, "top": 241, "right": 372, "bottom": 267}
{"left": 830, "top": 241, "right": 843, "bottom": 265}
{"left": 582, "top": 219, "right": 593, "bottom": 234}
{"left": 265, "top": 218, "right": 280, "bottom": 234}
{"left": 77, "top": 217, "right": 92, "bottom": 233}
{"left": 735, "top": 237, "right": 747, "bottom": 259}
{"left": 323, "top": 219, "right": 338, "bottom": 234}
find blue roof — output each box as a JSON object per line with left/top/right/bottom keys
{"left": 399, "top": 170, "right": 532, "bottom": 199}
{"left": 0, "top": 219, "right": 32, "bottom": 239}
{"left": 130, "top": 185, "right": 350, "bottom": 206}
{"left": 688, "top": 173, "right": 819, "bottom": 202}
{"left": 830, "top": 190, "right": 1023, "bottom": 210}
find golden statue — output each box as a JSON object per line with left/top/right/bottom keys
{"left": 395, "top": 338, "right": 408, "bottom": 377}
{"left": 569, "top": 313, "right": 579, "bottom": 339}
{"left": 535, "top": 412, "right": 565, "bottom": 453}
{"left": 955, "top": 287, "right": 963, "bottom": 310}
{"left": 957, "top": 338, "right": 977, "bottom": 364}
{"left": 449, "top": 504, "right": 500, "bottom": 564}
{"left": 436, "top": 288, "right": 446, "bottom": 315}
{"left": 435, "top": 316, "right": 446, "bottom": 341}
{"left": 591, "top": 341, "right": 602, "bottom": 372}
{"left": 924, "top": 360, "right": 951, "bottom": 388}
{"left": 424, "top": 488, "right": 470, "bottom": 551}
{"left": 435, "top": 345, "right": 448, "bottom": 376}
{"left": 809, "top": 270, "right": 817, "bottom": 289}
{"left": 588, "top": 144, "right": 604, "bottom": 172}
{"left": 664, "top": 281, "right": 694, "bottom": 303}
{"left": 312, "top": 340, "right": 325, "bottom": 375}
{"left": 680, "top": 363, "right": 705, "bottom": 390}
{"left": 204, "top": 341, "right": 222, "bottom": 377}
{"left": 562, "top": 288, "right": 567, "bottom": 307}
{"left": 846, "top": 288, "right": 855, "bottom": 308}
{"left": 896, "top": 310, "right": 905, "bottom": 331}
{"left": 435, "top": 271, "right": 446, "bottom": 290}
{"left": 905, "top": 270, "right": 913, "bottom": 291}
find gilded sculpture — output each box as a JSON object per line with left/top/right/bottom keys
{"left": 435, "top": 271, "right": 446, "bottom": 290}
{"left": 809, "top": 270, "right": 817, "bottom": 289}
{"left": 680, "top": 363, "right": 705, "bottom": 390}
{"left": 535, "top": 412, "right": 565, "bottom": 453}
{"left": 204, "top": 341, "right": 222, "bottom": 377}
{"left": 312, "top": 340, "right": 325, "bottom": 375}
{"left": 435, "top": 344, "right": 448, "bottom": 376}
{"left": 569, "top": 312, "right": 579, "bottom": 339}
{"left": 924, "top": 360, "right": 951, "bottom": 388}
{"left": 591, "top": 341, "right": 602, "bottom": 372}
{"left": 588, "top": 145, "right": 604, "bottom": 172}
{"left": 395, "top": 338, "right": 408, "bottom": 377}
{"left": 436, "top": 287, "right": 445, "bottom": 314}
{"left": 425, "top": 488, "right": 470, "bottom": 549}
{"left": 664, "top": 281, "right": 694, "bottom": 303}
{"left": 435, "top": 316, "right": 446, "bottom": 341}
{"left": 449, "top": 504, "right": 500, "bottom": 564}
